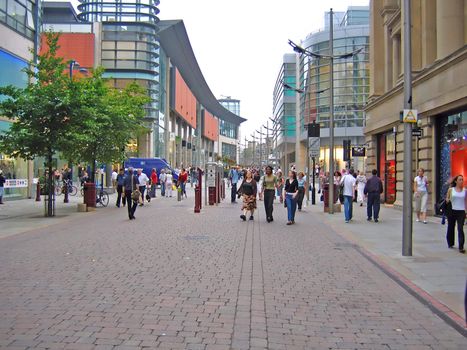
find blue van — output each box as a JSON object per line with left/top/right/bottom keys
{"left": 123, "top": 158, "right": 179, "bottom": 182}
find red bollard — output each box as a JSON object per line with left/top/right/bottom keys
{"left": 36, "top": 182, "right": 41, "bottom": 202}
{"left": 194, "top": 185, "right": 200, "bottom": 213}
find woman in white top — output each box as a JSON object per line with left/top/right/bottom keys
{"left": 445, "top": 175, "right": 466, "bottom": 253}
{"left": 165, "top": 171, "right": 173, "bottom": 198}
{"left": 413, "top": 168, "right": 429, "bottom": 224}
{"left": 356, "top": 170, "right": 367, "bottom": 207}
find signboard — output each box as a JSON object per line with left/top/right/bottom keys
{"left": 206, "top": 165, "right": 216, "bottom": 187}
{"left": 412, "top": 128, "right": 423, "bottom": 137}
{"left": 308, "top": 137, "right": 320, "bottom": 158}
{"left": 402, "top": 109, "right": 418, "bottom": 123}
{"left": 351, "top": 146, "right": 366, "bottom": 157}
{"left": 5, "top": 179, "right": 28, "bottom": 188}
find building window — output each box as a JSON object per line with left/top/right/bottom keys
{"left": 220, "top": 120, "right": 237, "bottom": 139}
{"left": 222, "top": 143, "right": 237, "bottom": 161}
{"left": 0, "top": 0, "right": 36, "bottom": 40}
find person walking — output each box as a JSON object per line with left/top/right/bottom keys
{"left": 159, "top": 169, "right": 166, "bottom": 197}
{"left": 0, "top": 170, "right": 5, "bottom": 204}
{"left": 179, "top": 168, "right": 188, "bottom": 198}
{"left": 356, "top": 170, "right": 367, "bottom": 206}
{"left": 150, "top": 168, "right": 158, "bottom": 198}
{"left": 445, "top": 175, "right": 466, "bottom": 254}
{"left": 414, "top": 168, "right": 429, "bottom": 224}
{"left": 237, "top": 170, "right": 257, "bottom": 221}
{"left": 276, "top": 170, "right": 284, "bottom": 204}
{"left": 137, "top": 169, "right": 149, "bottom": 206}
{"left": 296, "top": 171, "right": 306, "bottom": 211}
{"left": 261, "top": 165, "right": 276, "bottom": 223}
{"left": 111, "top": 169, "right": 118, "bottom": 189}
{"left": 364, "top": 169, "right": 383, "bottom": 222}
{"left": 123, "top": 167, "right": 138, "bottom": 220}
{"left": 165, "top": 170, "right": 174, "bottom": 197}
{"left": 340, "top": 169, "right": 356, "bottom": 223}
{"left": 115, "top": 168, "right": 125, "bottom": 207}
{"left": 229, "top": 166, "right": 240, "bottom": 203}
{"left": 284, "top": 170, "right": 299, "bottom": 225}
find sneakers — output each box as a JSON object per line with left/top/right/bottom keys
{"left": 416, "top": 219, "right": 420, "bottom": 222}
{"left": 249, "top": 215, "right": 254, "bottom": 221}
{"left": 240, "top": 214, "right": 246, "bottom": 221}
{"left": 367, "top": 217, "right": 372, "bottom": 221}
{"left": 374, "top": 219, "right": 379, "bottom": 223}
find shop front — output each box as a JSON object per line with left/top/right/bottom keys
{"left": 377, "top": 130, "right": 396, "bottom": 204}
{"left": 436, "top": 110, "right": 467, "bottom": 209}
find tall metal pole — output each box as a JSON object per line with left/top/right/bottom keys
{"left": 328, "top": 8, "right": 335, "bottom": 214}
{"left": 306, "top": 135, "right": 310, "bottom": 205}
{"left": 266, "top": 121, "right": 269, "bottom": 166}
{"left": 402, "top": 0, "right": 413, "bottom": 256}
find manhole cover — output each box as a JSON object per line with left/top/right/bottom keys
{"left": 184, "top": 235, "right": 209, "bottom": 241}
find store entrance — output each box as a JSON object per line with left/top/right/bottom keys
{"left": 377, "top": 131, "right": 396, "bottom": 204}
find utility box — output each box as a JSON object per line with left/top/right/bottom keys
{"left": 206, "top": 162, "right": 224, "bottom": 205}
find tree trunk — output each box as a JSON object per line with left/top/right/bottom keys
{"left": 90, "top": 158, "right": 96, "bottom": 183}
{"left": 47, "top": 152, "right": 54, "bottom": 217}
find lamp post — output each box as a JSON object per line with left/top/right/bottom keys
{"left": 289, "top": 9, "right": 364, "bottom": 214}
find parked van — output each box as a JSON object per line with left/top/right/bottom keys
{"left": 124, "top": 158, "right": 179, "bottom": 182}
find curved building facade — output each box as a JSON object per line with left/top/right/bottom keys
{"left": 78, "top": 0, "right": 160, "bottom": 157}
{"left": 299, "top": 6, "right": 369, "bottom": 172}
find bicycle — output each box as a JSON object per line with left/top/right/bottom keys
{"left": 96, "top": 188, "right": 109, "bottom": 207}
{"left": 62, "top": 179, "right": 78, "bottom": 196}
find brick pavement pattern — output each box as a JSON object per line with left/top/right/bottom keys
{"left": 0, "top": 195, "right": 465, "bottom": 349}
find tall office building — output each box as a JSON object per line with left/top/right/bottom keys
{"left": 0, "top": 0, "right": 41, "bottom": 199}
{"left": 218, "top": 97, "right": 241, "bottom": 163}
{"left": 298, "top": 6, "right": 369, "bottom": 173}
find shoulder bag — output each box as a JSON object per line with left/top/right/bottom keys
{"left": 131, "top": 176, "right": 141, "bottom": 201}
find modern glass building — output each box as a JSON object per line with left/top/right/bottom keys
{"left": 0, "top": 0, "right": 40, "bottom": 199}
{"left": 78, "top": 0, "right": 161, "bottom": 158}
{"left": 218, "top": 97, "right": 242, "bottom": 163}
{"left": 272, "top": 54, "right": 297, "bottom": 169}
{"left": 298, "top": 6, "right": 369, "bottom": 172}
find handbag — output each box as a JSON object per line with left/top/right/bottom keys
{"left": 131, "top": 177, "right": 141, "bottom": 201}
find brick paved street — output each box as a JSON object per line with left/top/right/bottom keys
{"left": 0, "top": 193, "right": 465, "bottom": 349}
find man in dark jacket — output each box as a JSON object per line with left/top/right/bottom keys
{"left": 116, "top": 168, "right": 126, "bottom": 208}
{"left": 123, "top": 167, "right": 138, "bottom": 220}
{"left": 364, "top": 169, "right": 383, "bottom": 222}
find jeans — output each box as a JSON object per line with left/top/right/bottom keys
{"left": 343, "top": 195, "right": 353, "bottom": 221}
{"left": 231, "top": 183, "right": 237, "bottom": 202}
{"left": 125, "top": 190, "right": 137, "bottom": 218}
{"left": 161, "top": 182, "right": 165, "bottom": 197}
{"left": 367, "top": 192, "right": 380, "bottom": 220}
{"left": 139, "top": 186, "right": 146, "bottom": 203}
{"left": 285, "top": 193, "right": 297, "bottom": 222}
{"left": 150, "top": 184, "right": 157, "bottom": 197}
{"left": 447, "top": 209, "right": 465, "bottom": 250}
{"left": 181, "top": 182, "right": 186, "bottom": 197}
{"left": 116, "top": 184, "right": 125, "bottom": 207}
{"left": 264, "top": 189, "right": 275, "bottom": 219}
{"left": 297, "top": 187, "right": 305, "bottom": 210}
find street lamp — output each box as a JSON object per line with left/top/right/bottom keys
{"left": 69, "top": 60, "right": 88, "bottom": 79}
{"left": 288, "top": 9, "right": 364, "bottom": 214}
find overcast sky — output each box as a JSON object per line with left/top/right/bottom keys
{"left": 159, "top": 0, "right": 369, "bottom": 139}
{"left": 68, "top": 0, "right": 369, "bottom": 138}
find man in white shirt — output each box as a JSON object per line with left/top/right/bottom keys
{"left": 340, "top": 169, "right": 356, "bottom": 223}
{"left": 137, "top": 169, "right": 149, "bottom": 205}
{"left": 111, "top": 169, "right": 118, "bottom": 189}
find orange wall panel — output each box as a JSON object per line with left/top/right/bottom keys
{"left": 203, "top": 111, "right": 219, "bottom": 142}
{"left": 40, "top": 33, "right": 94, "bottom": 69}
{"left": 174, "top": 69, "right": 197, "bottom": 128}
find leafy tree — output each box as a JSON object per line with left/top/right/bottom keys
{"left": 63, "top": 68, "right": 150, "bottom": 182}
{"left": 0, "top": 32, "right": 81, "bottom": 216}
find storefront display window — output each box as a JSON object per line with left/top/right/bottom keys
{"left": 437, "top": 110, "right": 467, "bottom": 206}
{"left": 377, "top": 131, "right": 396, "bottom": 204}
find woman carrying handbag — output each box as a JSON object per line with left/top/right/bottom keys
{"left": 445, "top": 175, "right": 466, "bottom": 253}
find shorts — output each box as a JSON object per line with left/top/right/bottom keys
{"left": 414, "top": 191, "right": 428, "bottom": 212}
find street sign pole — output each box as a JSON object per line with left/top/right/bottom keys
{"left": 306, "top": 136, "right": 310, "bottom": 205}
{"left": 312, "top": 156, "right": 316, "bottom": 205}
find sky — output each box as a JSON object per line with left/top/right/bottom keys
{"left": 67, "top": 0, "right": 369, "bottom": 139}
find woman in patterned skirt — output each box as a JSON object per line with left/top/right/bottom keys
{"left": 237, "top": 170, "right": 257, "bottom": 221}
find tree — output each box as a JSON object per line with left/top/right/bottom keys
{"left": 0, "top": 32, "right": 81, "bottom": 216}
{"left": 63, "top": 68, "right": 150, "bottom": 182}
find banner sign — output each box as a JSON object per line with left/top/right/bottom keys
{"left": 5, "top": 179, "right": 28, "bottom": 188}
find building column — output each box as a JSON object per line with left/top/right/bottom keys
{"left": 392, "top": 34, "right": 401, "bottom": 84}
{"left": 369, "top": 0, "right": 385, "bottom": 97}
{"left": 421, "top": 0, "right": 437, "bottom": 66}
{"left": 436, "top": 0, "right": 464, "bottom": 59}
{"left": 384, "top": 26, "right": 393, "bottom": 90}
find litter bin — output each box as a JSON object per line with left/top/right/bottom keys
{"left": 323, "top": 183, "right": 338, "bottom": 212}
{"left": 83, "top": 182, "right": 96, "bottom": 208}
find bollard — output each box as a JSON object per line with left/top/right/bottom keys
{"left": 36, "top": 182, "right": 41, "bottom": 201}
{"left": 194, "top": 185, "right": 200, "bottom": 213}
{"left": 177, "top": 185, "right": 182, "bottom": 201}
{"left": 63, "top": 183, "right": 69, "bottom": 203}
